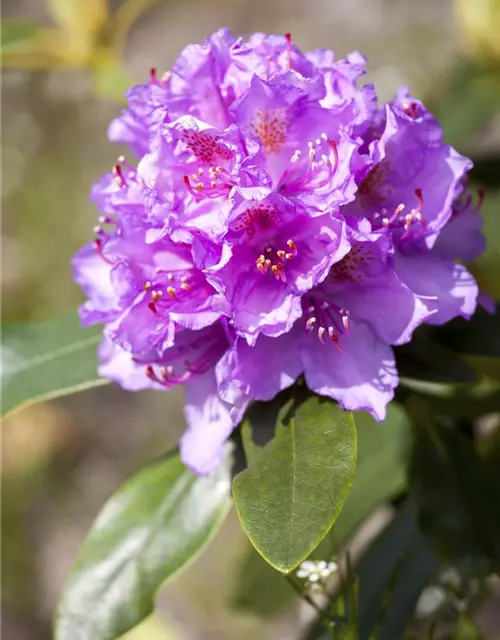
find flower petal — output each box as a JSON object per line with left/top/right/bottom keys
{"left": 301, "top": 321, "right": 397, "bottom": 420}
{"left": 181, "top": 370, "right": 248, "bottom": 475}
{"left": 395, "top": 252, "right": 478, "bottom": 325}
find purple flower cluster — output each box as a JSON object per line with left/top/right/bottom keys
{"left": 73, "top": 30, "right": 486, "bottom": 474}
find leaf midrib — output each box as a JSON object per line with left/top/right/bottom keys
{"left": 3, "top": 334, "right": 100, "bottom": 379}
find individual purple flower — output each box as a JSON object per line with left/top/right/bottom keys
{"left": 203, "top": 187, "right": 350, "bottom": 343}
{"left": 344, "top": 102, "right": 471, "bottom": 249}
{"left": 73, "top": 29, "right": 486, "bottom": 475}
{"left": 72, "top": 215, "right": 222, "bottom": 361}
{"left": 217, "top": 220, "right": 433, "bottom": 420}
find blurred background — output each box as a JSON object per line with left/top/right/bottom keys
{"left": 2, "top": 0, "right": 500, "bottom": 638}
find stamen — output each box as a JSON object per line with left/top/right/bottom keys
{"left": 271, "top": 263, "right": 286, "bottom": 282}
{"left": 166, "top": 286, "right": 176, "bottom": 298}
{"left": 414, "top": 188, "right": 424, "bottom": 211}
{"left": 93, "top": 237, "right": 114, "bottom": 265}
{"left": 150, "top": 67, "right": 157, "bottom": 83}
{"left": 306, "top": 317, "right": 316, "bottom": 332}
{"left": 329, "top": 140, "right": 339, "bottom": 176}
{"left": 304, "top": 296, "right": 350, "bottom": 348}
{"left": 403, "top": 102, "right": 418, "bottom": 119}
{"left": 256, "top": 239, "right": 296, "bottom": 279}
{"left": 284, "top": 33, "right": 292, "bottom": 69}
{"left": 112, "top": 162, "right": 127, "bottom": 187}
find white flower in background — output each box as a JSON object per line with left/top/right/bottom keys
{"left": 296, "top": 559, "right": 338, "bottom": 585}
{"left": 415, "top": 585, "right": 447, "bottom": 618}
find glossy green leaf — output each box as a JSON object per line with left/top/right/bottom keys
{"left": 55, "top": 448, "right": 232, "bottom": 640}
{"left": 409, "top": 410, "right": 500, "bottom": 574}
{"left": 1, "top": 310, "right": 106, "bottom": 416}
{"left": 230, "top": 403, "right": 409, "bottom": 618}
{"left": 233, "top": 394, "right": 357, "bottom": 573}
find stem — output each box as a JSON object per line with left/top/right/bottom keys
{"left": 285, "top": 575, "right": 336, "bottom": 634}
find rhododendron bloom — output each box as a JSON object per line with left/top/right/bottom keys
{"left": 73, "top": 29, "right": 485, "bottom": 474}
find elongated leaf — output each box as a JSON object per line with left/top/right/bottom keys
{"left": 55, "top": 447, "right": 232, "bottom": 640}
{"left": 376, "top": 531, "right": 436, "bottom": 640}
{"left": 355, "top": 502, "right": 417, "bottom": 639}
{"left": 409, "top": 407, "right": 500, "bottom": 574}
{"left": 233, "top": 394, "right": 356, "bottom": 573}
{"left": 230, "top": 404, "right": 409, "bottom": 618}
{"left": 1, "top": 310, "right": 105, "bottom": 416}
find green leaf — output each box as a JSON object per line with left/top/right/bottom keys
{"left": 0, "top": 19, "right": 63, "bottom": 69}
{"left": 230, "top": 403, "right": 409, "bottom": 618}
{"left": 1, "top": 310, "right": 106, "bottom": 417}
{"left": 375, "top": 529, "right": 436, "bottom": 640}
{"left": 1, "top": 20, "right": 42, "bottom": 54}
{"left": 409, "top": 410, "right": 500, "bottom": 574}
{"left": 55, "top": 447, "right": 232, "bottom": 640}
{"left": 355, "top": 502, "right": 419, "bottom": 639}
{"left": 233, "top": 394, "right": 357, "bottom": 573}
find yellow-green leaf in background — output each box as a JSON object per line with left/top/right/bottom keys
{"left": 1, "top": 19, "right": 63, "bottom": 69}
{"left": 46, "top": 0, "right": 110, "bottom": 64}
{"left": 455, "top": 0, "right": 500, "bottom": 62}
{"left": 48, "top": 0, "right": 109, "bottom": 39}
